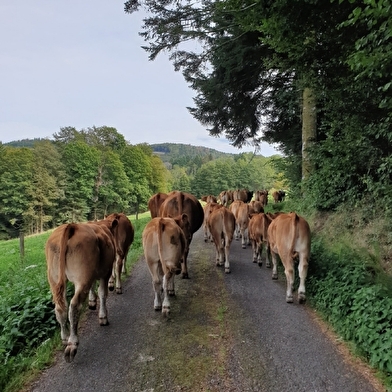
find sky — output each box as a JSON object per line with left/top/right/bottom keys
{"left": 0, "top": 1, "right": 279, "bottom": 156}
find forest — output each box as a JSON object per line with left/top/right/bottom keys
{"left": 124, "top": 0, "right": 392, "bottom": 213}
{"left": 0, "top": 127, "right": 283, "bottom": 240}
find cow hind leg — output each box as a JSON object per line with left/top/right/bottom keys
{"left": 54, "top": 302, "right": 69, "bottom": 345}
{"left": 98, "top": 277, "right": 110, "bottom": 325}
{"left": 257, "top": 241, "right": 263, "bottom": 267}
{"left": 64, "top": 287, "right": 88, "bottom": 362}
{"left": 297, "top": 254, "right": 309, "bottom": 304}
{"left": 162, "top": 273, "right": 173, "bottom": 317}
{"left": 88, "top": 282, "right": 97, "bottom": 310}
{"left": 265, "top": 242, "right": 271, "bottom": 268}
{"left": 115, "top": 256, "right": 124, "bottom": 294}
{"left": 224, "top": 238, "right": 231, "bottom": 274}
{"left": 282, "top": 259, "right": 295, "bottom": 303}
{"left": 271, "top": 251, "right": 279, "bottom": 280}
{"left": 181, "top": 248, "right": 190, "bottom": 279}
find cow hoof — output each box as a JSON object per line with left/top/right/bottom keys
{"left": 116, "top": 288, "right": 123, "bottom": 294}
{"left": 108, "top": 285, "right": 114, "bottom": 292}
{"left": 298, "top": 293, "right": 306, "bottom": 304}
{"left": 252, "top": 259, "right": 257, "bottom": 263}
{"left": 88, "top": 303, "right": 97, "bottom": 310}
{"left": 162, "top": 307, "right": 170, "bottom": 317}
{"left": 225, "top": 268, "right": 231, "bottom": 274}
{"left": 64, "top": 344, "right": 78, "bottom": 363}
{"left": 168, "top": 290, "right": 176, "bottom": 296}
{"left": 272, "top": 274, "right": 278, "bottom": 280}
{"left": 286, "top": 296, "right": 293, "bottom": 303}
{"left": 99, "top": 317, "right": 109, "bottom": 326}
{"left": 181, "top": 272, "right": 189, "bottom": 279}
{"left": 266, "top": 263, "right": 271, "bottom": 268}
{"left": 258, "top": 262, "right": 262, "bottom": 267}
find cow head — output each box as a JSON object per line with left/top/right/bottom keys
{"left": 174, "top": 213, "right": 192, "bottom": 244}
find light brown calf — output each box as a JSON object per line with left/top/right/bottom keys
{"left": 229, "top": 199, "right": 244, "bottom": 241}
{"left": 267, "top": 212, "right": 311, "bottom": 303}
{"left": 248, "top": 213, "right": 273, "bottom": 267}
{"left": 142, "top": 214, "right": 190, "bottom": 316}
{"left": 236, "top": 202, "right": 251, "bottom": 248}
{"left": 203, "top": 202, "right": 224, "bottom": 242}
{"left": 207, "top": 207, "right": 236, "bottom": 273}
{"left": 46, "top": 222, "right": 117, "bottom": 362}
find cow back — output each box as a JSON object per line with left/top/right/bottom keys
{"left": 159, "top": 191, "right": 204, "bottom": 235}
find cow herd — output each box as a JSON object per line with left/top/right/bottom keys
{"left": 45, "top": 188, "right": 310, "bottom": 363}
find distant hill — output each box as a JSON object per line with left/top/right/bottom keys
{"left": 150, "top": 143, "right": 233, "bottom": 163}
{"left": 3, "top": 139, "right": 248, "bottom": 163}
{"left": 3, "top": 138, "right": 49, "bottom": 147}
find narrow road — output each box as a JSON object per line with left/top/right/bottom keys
{"left": 26, "top": 228, "right": 385, "bottom": 392}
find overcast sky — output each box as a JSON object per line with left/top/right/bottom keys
{"left": 0, "top": 1, "right": 279, "bottom": 155}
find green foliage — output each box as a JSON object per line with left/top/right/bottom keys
{"left": 190, "top": 154, "right": 280, "bottom": 198}
{"left": 307, "top": 238, "right": 392, "bottom": 375}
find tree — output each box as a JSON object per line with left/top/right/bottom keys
{"left": 0, "top": 147, "right": 34, "bottom": 238}
{"left": 120, "top": 144, "right": 153, "bottom": 216}
{"left": 26, "top": 140, "right": 66, "bottom": 233}
{"left": 125, "top": 0, "right": 392, "bottom": 209}
{"left": 60, "top": 141, "right": 100, "bottom": 222}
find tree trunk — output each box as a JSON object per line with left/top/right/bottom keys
{"left": 19, "top": 231, "right": 25, "bottom": 262}
{"left": 302, "top": 87, "right": 317, "bottom": 181}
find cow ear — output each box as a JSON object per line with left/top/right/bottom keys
{"left": 181, "top": 213, "right": 189, "bottom": 225}
{"left": 111, "top": 219, "right": 119, "bottom": 230}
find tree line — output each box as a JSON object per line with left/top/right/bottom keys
{"left": 0, "top": 126, "right": 282, "bottom": 240}
{"left": 125, "top": 0, "right": 392, "bottom": 211}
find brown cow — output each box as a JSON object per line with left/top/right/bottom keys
{"left": 233, "top": 188, "right": 252, "bottom": 203}
{"left": 249, "top": 200, "right": 264, "bottom": 214}
{"left": 203, "top": 202, "right": 224, "bottom": 242}
{"left": 102, "top": 213, "right": 134, "bottom": 294}
{"left": 267, "top": 212, "right": 311, "bottom": 303}
{"left": 248, "top": 213, "right": 273, "bottom": 267}
{"left": 255, "top": 190, "right": 268, "bottom": 207}
{"left": 207, "top": 207, "right": 236, "bottom": 273}
{"left": 201, "top": 194, "right": 218, "bottom": 204}
{"left": 46, "top": 221, "right": 117, "bottom": 362}
{"left": 148, "top": 192, "right": 168, "bottom": 218}
{"left": 229, "top": 199, "right": 244, "bottom": 241}
{"left": 272, "top": 190, "right": 286, "bottom": 203}
{"left": 218, "top": 190, "right": 233, "bottom": 207}
{"left": 142, "top": 214, "right": 190, "bottom": 316}
{"left": 236, "top": 202, "right": 251, "bottom": 248}
{"left": 159, "top": 191, "right": 204, "bottom": 279}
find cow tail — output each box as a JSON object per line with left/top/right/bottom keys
{"left": 55, "top": 224, "right": 75, "bottom": 312}
{"left": 158, "top": 218, "right": 182, "bottom": 275}
{"left": 177, "top": 192, "right": 184, "bottom": 215}
{"left": 157, "top": 218, "right": 166, "bottom": 270}
{"left": 290, "top": 213, "right": 299, "bottom": 258}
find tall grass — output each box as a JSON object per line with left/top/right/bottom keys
{"left": 0, "top": 213, "right": 150, "bottom": 392}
